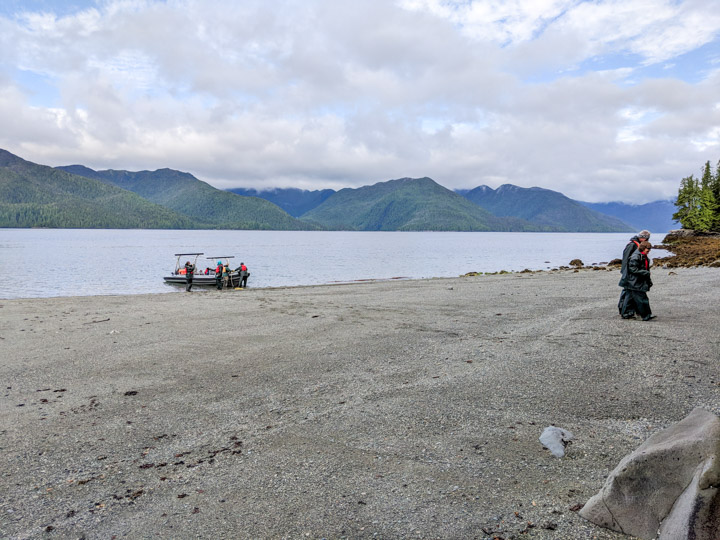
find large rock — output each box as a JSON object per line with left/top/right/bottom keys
{"left": 579, "top": 407, "right": 720, "bottom": 539}
{"left": 664, "top": 228, "right": 696, "bottom": 240}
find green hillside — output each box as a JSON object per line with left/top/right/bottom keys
{"left": 462, "top": 184, "right": 633, "bottom": 232}
{"left": 0, "top": 150, "right": 197, "bottom": 229}
{"left": 61, "top": 165, "right": 315, "bottom": 230}
{"left": 301, "top": 177, "right": 546, "bottom": 231}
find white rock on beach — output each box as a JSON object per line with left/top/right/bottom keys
{"left": 539, "top": 426, "right": 574, "bottom": 457}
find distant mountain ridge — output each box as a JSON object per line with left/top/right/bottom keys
{"left": 458, "top": 184, "right": 633, "bottom": 232}
{"left": 60, "top": 165, "right": 314, "bottom": 230}
{"left": 578, "top": 200, "right": 678, "bottom": 233}
{"left": 300, "top": 177, "right": 544, "bottom": 231}
{"left": 228, "top": 187, "right": 335, "bottom": 217}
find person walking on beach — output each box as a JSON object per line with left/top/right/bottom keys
{"left": 621, "top": 241, "right": 656, "bottom": 321}
{"left": 618, "top": 230, "right": 651, "bottom": 318}
{"left": 215, "top": 260, "right": 224, "bottom": 290}
{"left": 184, "top": 260, "right": 195, "bottom": 292}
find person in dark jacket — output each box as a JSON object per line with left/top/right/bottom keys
{"left": 215, "top": 261, "right": 224, "bottom": 290}
{"left": 618, "top": 230, "right": 651, "bottom": 318}
{"left": 621, "top": 241, "right": 656, "bottom": 320}
{"left": 184, "top": 260, "right": 195, "bottom": 292}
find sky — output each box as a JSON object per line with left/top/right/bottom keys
{"left": 1, "top": 0, "right": 719, "bottom": 203}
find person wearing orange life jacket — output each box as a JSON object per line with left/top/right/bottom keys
{"left": 215, "top": 261, "right": 224, "bottom": 290}
{"left": 618, "top": 230, "right": 650, "bottom": 318}
{"left": 239, "top": 262, "right": 249, "bottom": 288}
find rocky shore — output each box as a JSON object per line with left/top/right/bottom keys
{"left": 1, "top": 268, "right": 719, "bottom": 539}
{"left": 654, "top": 230, "right": 720, "bottom": 268}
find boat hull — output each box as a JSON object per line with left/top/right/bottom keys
{"left": 163, "top": 272, "right": 246, "bottom": 288}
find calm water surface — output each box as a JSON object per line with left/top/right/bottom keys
{"left": 0, "top": 229, "right": 668, "bottom": 299}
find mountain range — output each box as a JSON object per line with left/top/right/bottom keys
{"left": 300, "top": 177, "right": 546, "bottom": 231}
{"left": 457, "top": 184, "right": 631, "bottom": 232}
{"left": 578, "top": 200, "right": 678, "bottom": 233}
{"left": 0, "top": 148, "right": 673, "bottom": 231}
{"left": 240, "top": 185, "right": 677, "bottom": 233}
{"left": 58, "top": 165, "right": 313, "bottom": 230}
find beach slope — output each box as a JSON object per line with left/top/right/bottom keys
{"left": 1, "top": 268, "right": 719, "bottom": 539}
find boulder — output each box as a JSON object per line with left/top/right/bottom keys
{"left": 579, "top": 408, "right": 720, "bottom": 540}
{"left": 569, "top": 259, "right": 583, "bottom": 267}
{"left": 664, "top": 228, "right": 697, "bottom": 240}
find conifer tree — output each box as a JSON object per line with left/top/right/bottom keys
{"left": 713, "top": 160, "right": 720, "bottom": 230}
{"left": 673, "top": 160, "right": 720, "bottom": 232}
{"left": 698, "top": 161, "right": 718, "bottom": 230}
{"left": 673, "top": 174, "right": 701, "bottom": 229}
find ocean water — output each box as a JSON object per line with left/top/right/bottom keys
{"left": 0, "top": 229, "right": 669, "bottom": 299}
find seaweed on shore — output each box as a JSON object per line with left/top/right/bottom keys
{"left": 654, "top": 232, "right": 720, "bottom": 268}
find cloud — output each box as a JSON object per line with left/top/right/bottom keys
{"left": 0, "top": 0, "right": 719, "bottom": 203}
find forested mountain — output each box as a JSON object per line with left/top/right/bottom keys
{"left": 459, "top": 184, "right": 633, "bottom": 232}
{"left": 1, "top": 147, "right": 669, "bottom": 232}
{"left": 301, "top": 177, "right": 545, "bottom": 231}
{"left": 0, "top": 150, "right": 197, "bottom": 229}
{"left": 578, "top": 200, "right": 679, "bottom": 233}
{"left": 228, "top": 187, "right": 335, "bottom": 217}
{"left": 60, "top": 165, "right": 315, "bottom": 230}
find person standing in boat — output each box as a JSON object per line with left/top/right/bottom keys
{"left": 184, "top": 260, "right": 195, "bottom": 292}
{"left": 215, "top": 260, "right": 224, "bottom": 290}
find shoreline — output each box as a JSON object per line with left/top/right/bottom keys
{"left": 2, "top": 268, "right": 719, "bottom": 538}
{"left": 0, "top": 265, "right": 646, "bottom": 302}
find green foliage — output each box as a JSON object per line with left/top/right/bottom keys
{"left": 713, "top": 160, "right": 720, "bottom": 230}
{"left": 674, "top": 160, "right": 719, "bottom": 231}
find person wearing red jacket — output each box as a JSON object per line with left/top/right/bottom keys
{"left": 239, "top": 262, "right": 249, "bottom": 288}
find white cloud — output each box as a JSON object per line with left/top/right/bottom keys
{"left": 400, "top": 0, "right": 576, "bottom": 44}
{"left": 0, "top": 0, "right": 719, "bottom": 203}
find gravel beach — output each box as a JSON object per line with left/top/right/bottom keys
{"left": 1, "top": 268, "right": 719, "bottom": 539}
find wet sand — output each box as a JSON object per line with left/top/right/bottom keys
{"left": 1, "top": 268, "right": 719, "bottom": 539}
